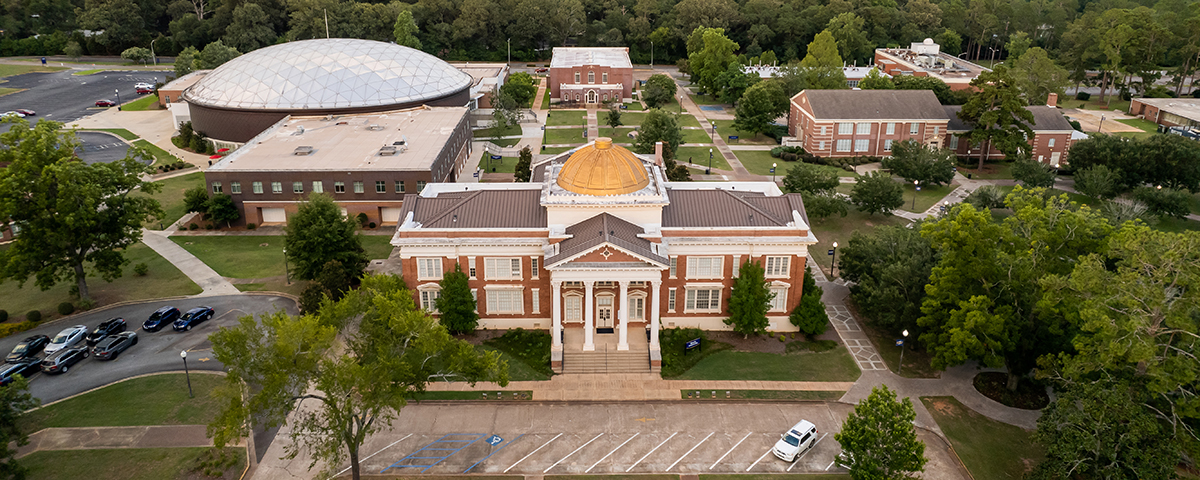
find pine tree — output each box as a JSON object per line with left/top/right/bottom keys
{"left": 514, "top": 146, "right": 533, "bottom": 182}
{"left": 725, "top": 259, "right": 772, "bottom": 338}
{"left": 435, "top": 264, "right": 478, "bottom": 335}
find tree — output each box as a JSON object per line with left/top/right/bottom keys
{"left": 77, "top": 0, "right": 145, "bottom": 51}
{"left": 175, "top": 46, "right": 198, "bottom": 77}
{"left": 1005, "top": 31, "right": 1031, "bottom": 60}
{"left": 120, "top": 46, "right": 152, "bottom": 65}
{"left": 714, "top": 61, "right": 760, "bottom": 104}
{"left": 1008, "top": 48, "right": 1070, "bottom": 105}
{"left": 393, "top": 10, "right": 422, "bottom": 49}
{"left": 514, "top": 146, "right": 532, "bottom": 182}
{"left": 803, "top": 191, "right": 851, "bottom": 222}
{"left": 284, "top": 193, "right": 368, "bottom": 283}
{"left": 783, "top": 162, "right": 840, "bottom": 194}
{"left": 0, "top": 120, "right": 161, "bottom": 302}
{"left": 489, "top": 91, "right": 522, "bottom": 138}
{"left": 661, "top": 145, "right": 693, "bottom": 182}
{"left": 223, "top": 3, "right": 277, "bottom": 52}
{"left": 839, "top": 225, "right": 936, "bottom": 335}
{"left": 857, "top": 69, "right": 895, "bottom": 90}
{"left": 632, "top": 108, "right": 682, "bottom": 157}
{"left": 881, "top": 140, "right": 956, "bottom": 186}
{"left": 725, "top": 259, "right": 772, "bottom": 338}
{"left": 205, "top": 194, "right": 240, "bottom": 228}
{"left": 1067, "top": 134, "right": 1200, "bottom": 194}
{"left": 605, "top": 102, "right": 623, "bottom": 129}
{"left": 733, "top": 80, "right": 786, "bottom": 139}
{"left": 501, "top": 72, "right": 537, "bottom": 108}
{"left": 63, "top": 41, "right": 83, "bottom": 60}
{"left": 183, "top": 186, "right": 210, "bottom": 216}
{"left": 790, "top": 293, "right": 828, "bottom": 339}
{"left": 850, "top": 172, "right": 904, "bottom": 216}
{"left": 0, "top": 376, "right": 37, "bottom": 479}
{"left": 435, "top": 264, "right": 477, "bottom": 334}
{"left": 208, "top": 274, "right": 509, "bottom": 480}
{"left": 195, "top": 40, "right": 240, "bottom": 70}
{"left": 825, "top": 13, "right": 872, "bottom": 65}
{"left": 1011, "top": 157, "right": 1057, "bottom": 189}
{"left": 934, "top": 29, "right": 962, "bottom": 56}
{"left": 1072, "top": 165, "right": 1120, "bottom": 200}
{"left": 642, "top": 73, "right": 677, "bottom": 109}
{"left": 1133, "top": 186, "right": 1191, "bottom": 219}
{"left": 834, "top": 385, "right": 927, "bottom": 479}
{"left": 958, "top": 65, "right": 1035, "bottom": 169}
{"left": 687, "top": 27, "right": 739, "bottom": 97}
{"left": 799, "top": 30, "right": 842, "bottom": 69}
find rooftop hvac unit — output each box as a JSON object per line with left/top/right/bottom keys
{"left": 367, "top": 124, "right": 385, "bottom": 131}
{"left": 292, "top": 125, "right": 305, "bottom": 135}
{"left": 378, "top": 145, "right": 399, "bottom": 156}
{"left": 293, "top": 146, "right": 314, "bottom": 156}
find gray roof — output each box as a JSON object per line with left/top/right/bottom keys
{"left": 405, "top": 190, "right": 546, "bottom": 229}
{"left": 547, "top": 213, "right": 666, "bottom": 265}
{"left": 944, "top": 105, "right": 1074, "bottom": 132}
{"left": 663, "top": 190, "right": 808, "bottom": 228}
{"left": 800, "top": 90, "right": 948, "bottom": 120}
{"left": 550, "top": 47, "right": 632, "bottom": 69}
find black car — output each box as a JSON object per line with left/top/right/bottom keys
{"left": 0, "top": 359, "right": 40, "bottom": 386}
{"left": 86, "top": 318, "right": 127, "bottom": 346}
{"left": 172, "top": 306, "right": 214, "bottom": 332}
{"left": 40, "top": 347, "right": 88, "bottom": 374}
{"left": 92, "top": 332, "right": 138, "bottom": 361}
{"left": 6, "top": 335, "right": 49, "bottom": 363}
{"left": 143, "top": 306, "right": 181, "bottom": 332}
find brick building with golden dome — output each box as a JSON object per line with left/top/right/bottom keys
{"left": 390, "top": 139, "right": 818, "bottom": 373}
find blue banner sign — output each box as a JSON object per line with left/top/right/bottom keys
{"left": 490, "top": 155, "right": 502, "bottom": 160}
{"left": 895, "top": 339, "right": 905, "bottom": 346}
{"left": 685, "top": 338, "right": 701, "bottom": 350}
{"left": 729, "top": 135, "right": 738, "bottom": 140}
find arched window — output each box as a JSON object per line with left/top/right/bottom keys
{"left": 563, "top": 92, "right": 568, "bottom": 100}
{"left": 576, "top": 93, "right": 581, "bottom": 101}
{"left": 588, "top": 71, "right": 595, "bottom": 84}
{"left": 602, "top": 93, "right": 608, "bottom": 101}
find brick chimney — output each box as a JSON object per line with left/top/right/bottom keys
{"left": 1047, "top": 93, "right": 1058, "bottom": 108}
{"left": 654, "top": 141, "right": 664, "bottom": 166}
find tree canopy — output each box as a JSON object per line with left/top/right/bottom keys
{"left": 881, "top": 140, "right": 956, "bottom": 186}
{"left": 725, "top": 259, "right": 772, "bottom": 338}
{"left": 732, "top": 80, "right": 787, "bottom": 139}
{"left": 632, "top": 108, "right": 683, "bottom": 156}
{"left": 835, "top": 385, "right": 927, "bottom": 479}
{"left": 958, "top": 65, "right": 1035, "bottom": 169}
{"left": 850, "top": 172, "right": 904, "bottom": 216}
{"left": 642, "top": 73, "right": 678, "bottom": 109}
{"left": 284, "top": 193, "right": 368, "bottom": 283}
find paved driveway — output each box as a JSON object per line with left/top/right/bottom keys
{"left": 0, "top": 70, "right": 166, "bottom": 128}
{"left": 0, "top": 294, "right": 297, "bottom": 405}
{"left": 74, "top": 131, "right": 134, "bottom": 164}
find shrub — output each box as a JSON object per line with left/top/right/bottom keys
{"left": 790, "top": 294, "right": 830, "bottom": 339}
{"left": 0, "top": 310, "right": 6, "bottom": 322}
{"left": 189, "top": 223, "right": 199, "bottom": 230}
{"left": 1075, "top": 91, "right": 1091, "bottom": 101}
{"left": 779, "top": 334, "right": 786, "bottom": 342}
{"left": 134, "top": 263, "right": 149, "bottom": 276}
{"left": 770, "top": 146, "right": 807, "bottom": 158}
{"left": 483, "top": 329, "right": 554, "bottom": 378}
{"left": 1134, "top": 186, "right": 1191, "bottom": 218}
{"left": 246, "top": 223, "right": 257, "bottom": 230}
{"left": 77, "top": 299, "right": 95, "bottom": 311}
{"left": 26, "top": 310, "right": 41, "bottom": 322}
{"left": 205, "top": 223, "right": 214, "bottom": 230}
{"left": 299, "top": 283, "right": 331, "bottom": 314}
{"left": 57, "top": 302, "right": 75, "bottom": 316}
{"left": 0, "top": 321, "right": 38, "bottom": 338}
{"left": 368, "top": 222, "right": 376, "bottom": 229}
{"left": 355, "top": 212, "right": 369, "bottom": 227}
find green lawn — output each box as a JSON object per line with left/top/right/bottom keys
{"left": 23, "top": 447, "right": 245, "bottom": 480}
{"left": 480, "top": 152, "right": 520, "bottom": 173}
{"left": 597, "top": 127, "right": 638, "bottom": 142}
{"left": 0, "top": 87, "right": 21, "bottom": 96}
{"left": 139, "top": 171, "right": 204, "bottom": 229}
{"left": 860, "top": 320, "right": 940, "bottom": 378}
{"left": 0, "top": 242, "right": 200, "bottom": 325}
{"left": 675, "top": 146, "right": 732, "bottom": 171}
{"left": 543, "top": 128, "right": 587, "bottom": 145}
{"left": 360, "top": 235, "right": 395, "bottom": 260}
{"left": 1115, "top": 117, "right": 1157, "bottom": 133}
{"left": 1057, "top": 97, "right": 1132, "bottom": 113}
{"left": 674, "top": 348, "right": 861, "bottom": 382}
{"left": 82, "top": 128, "right": 138, "bottom": 140}
{"left": 478, "top": 344, "right": 548, "bottom": 381}
{"left": 737, "top": 152, "right": 856, "bottom": 178}
{"left": 0, "top": 64, "right": 67, "bottom": 78}
{"left": 921, "top": 396, "right": 1043, "bottom": 480}
{"left": 714, "top": 120, "right": 779, "bottom": 145}
{"left": 956, "top": 161, "right": 1013, "bottom": 179}
{"left": 133, "top": 139, "right": 180, "bottom": 168}
{"left": 489, "top": 137, "right": 521, "bottom": 147}
{"left": 899, "top": 182, "right": 955, "bottom": 214}
{"left": 540, "top": 88, "right": 550, "bottom": 109}
{"left": 170, "top": 235, "right": 391, "bottom": 280}
{"left": 622, "top": 101, "right": 646, "bottom": 111}
{"left": 676, "top": 114, "right": 703, "bottom": 128}
{"left": 542, "top": 146, "right": 576, "bottom": 154}
{"left": 22, "top": 374, "right": 223, "bottom": 431}
{"left": 686, "top": 92, "right": 728, "bottom": 106}
{"left": 679, "top": 128, "right": 713, "bottom": 145}
{"left": 546, "top": 111, "right": 584, "bottom": 126}
{"left": 478, "top": 123, "right": 522, "bottom": 138}
{"left": 601, "top": 110, "right": 644, "bottom": 126}
{"left": 122, "top": 94, "right": 161, "bottom": 111}
{"left": 1154, "top": 217, "right": 1200, "bottom": 233}
{"left": 808, "top": 208, "right": 909, "bottom": 278}
{"left": 71, "top": 68, "right": 106, "bottom": 75}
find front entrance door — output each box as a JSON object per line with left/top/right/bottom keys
{"left": 596, "top": 295, "right": 614, "bottom": 330}
{"left": 587, "top": 90, "right": 598, "bottom": 104}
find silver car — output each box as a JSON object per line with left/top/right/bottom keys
{"left": 43, "top": 325, "right": 88, "bottom": 355}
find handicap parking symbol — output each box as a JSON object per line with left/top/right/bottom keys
{"left": 486, "top": 435, "right": 503, "bottom": 446}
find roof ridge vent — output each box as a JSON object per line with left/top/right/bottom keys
{"left": 293, "top": 146, "right": 314, "bottom": 156}
{"left": 378, "top": 145, "right": 399, "bottom": 156}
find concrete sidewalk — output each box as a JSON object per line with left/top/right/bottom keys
{"left": 424, "top": 373, "right": 855, "bottom": 401}
{"left": 16, "top": 424, "right": 228, "bottom": 458}
{"left": 140, "top": 229, "right": 240, "bottom": 296}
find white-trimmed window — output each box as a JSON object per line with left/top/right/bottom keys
{"left": 686, "top": 256, "right": 723, "bottom": 279}
{"left": 668, "top": 288, "right": 677, "bottom": 312}
{"left": 252, "top": 181, "right": 263, "bottom": 194}
{"left": 950, "top": 136, "right": 959, "bottom": 149}
{"left": 417, "top": 181, "right": 426, "bottom": 192}
{"left": 855, "top": 139, "right": 869, "bottom": 152}
{"left": 230, "top": 182, "right": 241, "bottom": 194}
{"left": 770, "top": 286, "right": 788, "bottom": 312}
{"left": 910, "top": 123, "right": 920, "bottom": 135}
{"left": 467, "top": 257, "right": 476, "bottom": 279}
{"left": 575, "top": 72, "right": 580, "bottom": 83}
{"left": 376, "top": 181, "right": 386, "bottom": 193}
{"left": 732, "top": 255, "right": 741, "bottom": 278}
{"left": 588, "top": 71, "right": 595, "bottom": 83}
{"left": 271, "top": 182, "right": 282, "bottom": 194}
{"left": 419, "top": 286, "right": 440, "bottom": 313}
{"left": 933, "top": 126, "right": 940, "bottom": 136}
{"left": 836, "top": 139, "right": 851, "bottom": 152}
{"left": 856, "top": 122, "right": 870, "bottom": 135}
{"left": 886, "top": 122, "right": 895, "bottom": 135}
{"left": 565, "top": 294, "right": 582, "bottom": 322}
{"left": 884, "top": 139, "right": 893, "bottom": 151}
{"left": 602, "top": 72, "right": 608, "bottom": 83}
{"left": 293, "top": 182, "right": 303, "bottom": 194}
{"left": 838, "top": 122, "right": 853, "bottom": 135}
{"left": 353, "top": 181, "right": 364, "bottom": 194}
{"left": 818, "top": 141, "right": 826, "bottom": 151}
{"left": 334, "top": 181, "right": 345, "bottom": 193}
{"left": 669, "top": 256, "right": 678, "bottom": 278}
{"left": 485, "top": 257, "right": 521, "bottom": 280}
{"left": 211, "top": 182, "right": 222, "bottom": 194}
{"left": 630, "top": 294, "right": 646, "bottom": 320}
{"left": 312, "top": 181, "right": 323, "bottom": 193}
{"left": 417, "top": 257, "right": 443, "bottom": 280}
{"left": 471, "top": 289, "right": 478, "bottom": 311}
{"left": 486, "top": 289, "right": 523, "bottom": 314}
{"left": 820, "top": 125, "right": 828, "bottom": 135}
{"left": 395, "top": 181, "right": 405, "bottom": 193}
{"left": 1048, "top": 138, "right": 1056, "bottom": 147}
{"left": 685, "top": 287, "right": 722, "bottom": 312}
{"left": 530, "top": 257, "right": 540, "bottom": 279}
{"left": 766, "top": 256, "right": 790, "bottom": 277}
{"left": 531, "top": 288, "right": 540, "bottom": 313}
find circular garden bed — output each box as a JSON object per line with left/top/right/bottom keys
{"left": 973, "top": 372, "right": 1050, "bottom": 410}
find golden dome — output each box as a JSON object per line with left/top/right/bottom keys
{"left": 556, "top": 138, "right": 650, "bottom": 196}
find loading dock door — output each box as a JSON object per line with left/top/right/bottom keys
{"left": 381, "top": 207, "right": 403, "bottom": 224}
{"left": 261, "top": 208, "right": 287, "bottom": 223}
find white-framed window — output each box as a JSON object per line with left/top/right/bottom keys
{"left": 376, "top": 181, "right": 386, "bottom": 193}
{"left": 485, "top": 257, "right": 521, "bottom": 280}
{"left": 395, "top": 181, "right": 405, "bottom": 193}
{"left": 818, "top": 141, "right": 826, "bottom": 151}
{"left": 765, "top": 256, "right": 790, "bottom": 277}
{"left": 669, "top": 256, "right": 678, "bottom": 278}
{"left": 417, "top": 257, "right": 443, "bottom": 280}
{"left": 312, "top": 181, "right": 323, "bottom": 193}
{"left": 574, "top": 72, "right": 580, "bottom": 83}
{"left": 770, "top": 286, "right": 788, "bottom": 312}
{"left": 630, "top": 295, "right": 646, "bottom": 320}
{"left": 732, "top": 255, "right": 741, "bottom": 277}
{"left": 467, "top": 256, "right": 476, "bottom": 279}
{"left": 588, "top": 71, "right": 595, "bottom": 83}
{"left": 602, "top": 72, "right": 608, "bottom": 83}
{"left": 334, "top": 181, "right": 345, "bottom": 193}
{"left": 471, "top": 289, "right": 478, "bottom": 311}
{"left": 855, "top": 139, "right": 869, "bottom": 152}
{"left": 532, "top": 288, "right": 540, "bottom": 313}
{"left": 1048, "top": 138, "right": 1056, "bottom": 147}
{"left": 950, "top": 136, "right": 959, "bottom": 149}
{"left": 820, "top": 125, "right": 827, "bottom": 135}
{"left": 856, "top": 122, "right": 870, "bottom": 135}
{"left": 836, "top": 139, "right": 852, "bottom": 152}
{"left": 271, "top": 181, "right": 282, "bottom": 194}
{"left": 910, "top": 123, "right": 920, "bottom": 135}
{"left": 211, "top": 182, "right": 222, "bottom": 194}
{"left": 565, "top": 294, "right": 583, "bottom": 322}
{"left": 419, "top": 286, "right": 440, "bottom": 313}
{"left": 685, "top": 287, "right": 722, "bottom": 312}
{"left": 933, "top": 126, "right": 940, "bottom": 136}
{"left": 884, "top": 139, "right": 893, "bottom": 151}
{"left": 686, "top": 256, "right": 723, "bottom": 279}
{"left": 230, "top": 182, "right": 241, "bottom": 194}
{"left": 886, "top": 122, "right": 895, "bottom": 135}
{"left": 252, "top": 181, "right": 263, "bottom": 194}
{"left": 838, "top": 122, "right": 853, "bottom": 135}
{"left": 293, "top": 182, "right": 303, "bottom": 194}
{"left": 530, "top": 257, "right": 540, "bottom": 279}
{"left": 668, "top": 287, "right": 677, "bottom": 312}
{"left": 353, "top": 181, "right": 364, "bottom": 194}
{"left": 417, "top": 181, "right": 426, "bottom": 192}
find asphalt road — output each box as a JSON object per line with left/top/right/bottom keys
{"left": 74, "top": 131, "right": 134, "bottom": 164}
{"left": 0, "top": 295, "right": 298, "bottom": 405}
{"left": 0, "top": 69, "right": 166, "bottom": 127}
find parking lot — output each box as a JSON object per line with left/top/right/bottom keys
{"left": 0, "top": 70, "right": 166, "bottom": 126}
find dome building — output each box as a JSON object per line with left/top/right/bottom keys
{"left": 391, "top": 139, "right": 819, "bottom": 374}
{"left": 182, "top": 38, "right": 473, "bottom": 143}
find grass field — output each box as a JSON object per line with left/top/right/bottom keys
{"left": 679, "top": 128, "right": 713, "bottom": 144}
{"left": 807, "top": 208, "right": 909, "bottom": 278}
{"left": 860, "top": 320, "right": 940, "bottom": 378}
{"left": 169, "top": 235, "right": 392, "bottom": 280}
{"left": 139, "top": 171, "right": 204, "bottom": 229}
{"left": 541, "top": 88, "right": 550, "bottom": 109}
{"left": 735, "top": 152, "right": 856, "bottom": 178}
{"left": 956, "top": 161, "right": 1013, "bottom": 179}
{"left": 675, "top": 146, "right": 732, "bottom": 171}
{"left": 544, "top": 128, "right": 587, "bottom": 145}
{"left": 0, "top": 87, "right": 21, "bottom": 96}
{"left": 489, "top": 137, "right": 522, "bottom": 147}
{"left": 547, "top": 111, "right": 584, "bottom": 126}
{"left": 674, "top": 349, "right": 861, "bottom": 382}
{"left": 921, "top": 396, "right": 1043, "bottom": 480}
{"left": 478, "top": 344, "right": 548, "bottom": 381}
{"left": 23, "top": 447, "right": 245, "bottom": 480}
{"left": 82, "top": 127, "right": 138, "bottom": 140}
{"left": 480, "top": 152, "right": 520, "bottom": 173}
{"left": 0, "top": 64, "right": 66, "bottom": 78}
{"left": 714, "top": 120, "right": 779, "bottom": 145}
{"left": 133, "top": 139, "right": 180, "bottom": 168}
{"left": 360, "top": 235, "right": 395, "bottom": 260}
{"left": 1116, "top": 117, "right": 1157, "bottom": 133}
{"left": 21, "top": 374, "right": 223, "bottom": 431}
{"left": 686, "top": 92, "right": 728, "bottom": 106}
{"left": 478, "top": 123, "right": 523, "bottom": 139}
{"left": 899, "top": 182, "right": 955, "bottom": 214}
{"left": 677, "top": 114, "right": 703, "bottom": 128}
{"left": 0, "top": 242, "right": 200, "bottom": 325}
{"left": 1057, "top": 97, "right": 1132, "bottom": 113}
{"left": 121, "top": 93, "right": 161, "bottom": 111}
{"left": 600, "top": 110, "right": 644, "bottom": 126}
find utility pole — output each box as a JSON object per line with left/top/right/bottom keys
{"left": 324, "top": 9, "right": 329, "bottom": 39}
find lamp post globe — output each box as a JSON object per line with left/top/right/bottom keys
{"left": 830, "top": 241, "right": 839, "bottom": 278}
{"left": 772, "top": 162, "right": 777, "bottom": 182}
{"left": 180, "top": 350, "right": 193, "bottom": 398}
{"left": 899, "top": 329, "right": 909, "bottom": 375}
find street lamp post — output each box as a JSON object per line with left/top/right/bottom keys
{"left": 707, "top": 148, "right": 713, "bottom": 174}
{"left": 771, "top": 162, "right": 777, "bottom": 182}
{"left": 1098, "top": 114, "right": 1106, "bottom": 133}
{"left": 282, "top": 248, "right": 290, "bottom": 285}
{"left": 151, "top": 38, "right": 158, "bottom": 65}
{"left": 650, "top": 41, "right": 654, "bottom": 67}
{"left": 830, "top": 241, "right": 839, "bottom": 278}
{"left": 180, "top": 350, "right": 193, "bottom": 398}
{"left": 679, "top": 95, "right": 683, "bottom": 114}
{"left": 912, "top": 180, "right": 920, "bottom": 211}
{"left": 898, "top": 330, "right": 909, "bottom": 375}
{"left": 506, "top": 38, "right": 511, "bottom": 66}
{"left": 114, "top": 89, "right": 122, "bottom": 111}
{"left": 711, "top": 121, "right": 715, "bottom": 144}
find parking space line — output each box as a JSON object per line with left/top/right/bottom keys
{"left": 586, "top": 433, "right": 639, "bottom": 473}
{"left": 382, "top": 433, "right": 487, "bottom": 473}
{"left": 464, "top": 434, "right": 525, "bottom": 473}
{"left": 710, "top": 432, "right": 752, "bottom": 470}
{"left": 667, "top": 432, "right": 713, "bottom": 471}
{"left": 504, "top": 433, "right": 562, "bottom": 473}
{"left": 334, "top": 434, "right": 412, "bottom": 477}
{"left": 747, "top": 446, "right": 773, "bottom": 471}
{"left": 544, "top": 433, "right": 604, "bottom": 473}
{"left": 626, "top": 432, "right": 677, "bottom": 472}
{"left": 787, "top": 433, "right": 828, "bottom": 472}
{"left": 826, "top": 459, "right": 837, "bottom": 471}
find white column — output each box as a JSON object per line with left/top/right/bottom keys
{"left": 650, "top": 280, "right": 661, "bottom": 349}
{"left": 583, "top": 280, "right": 595, "bottom": 351}
{"left": 617, "top": 280, "right": 630, "bottom": 351}
{"left": 551, "top": 281, "right": 563, "bottom": 351}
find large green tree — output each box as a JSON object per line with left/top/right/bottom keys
{"left": 881, "top": 140, "right": 956, "bottom": 186}
{"left": 825, "top": 13, "right": 872, "bottom": 65}
{"left": 393, "top": 9, "right": 422, "bottom": 49}
{"left": 835, "top": 385, "right": 927, "bottom": 479}
{"left": 284, "top": 193, "right": 368, "bottom": 283}
{"left": 435, "top": 264, "right": 478, "bottom": 334}
{"left": 501, "top": 72, "right": 537, "bottom": 107}
{"left": 799, "top": 30, "right": 842, "bottom": 69}
{"left": 857, "top": 69, "right": 895, "bottom": 90}
{"left": 1008, "top": 47, "right": 1070, "bottom": 106}
{"left": 514, "top": 146, "right": 533, "bottom": 183}
{"left": 632, "top": 108, "right": 683, "bottom": 157}
{"left": 687, "top": 26, "right": 739, "bottom": 97}
{"left": 76, "top": 0, "right": 145, "bottom": 51}
{"left": 1011, "top": 157, "right": 1057, "bottom": 189}
{"left": 783, "top": 162, "right": 840, "bottom": 195}
{"left": 839, "top": 224, "right": 936, "bottom": 335}
{"left": 732, "top": 80, "right": 787, "bottom": 139}
{"left": 195, "top": 40, "right": 240, "bottom": 70}
{"left": 0, "top": 120, "right": 162, "bottom": 302}
{"left": 209, "top": 274, "right": 508, "bottom": 480}
{"left": 725, "top": 259, "right": 772, "bottom": 338}
{"left": 223, "top": 3, "right": 277, "bottom": 53}
{"left": 642, "top": 73, "right": 677, "bottom": 109}
{"left": 0, "top": 377, "right": 37, "bottom": 479}
{"left": 957, "top": 65, "right": 1035, "bottom": 169}
{"left": 850, "top": 171, "right": 904, "bottom": 216}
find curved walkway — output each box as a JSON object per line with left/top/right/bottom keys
{"left": 140, "top": 228, "right": 240, "bottom": 296}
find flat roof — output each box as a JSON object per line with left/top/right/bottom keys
{"left": 875, "top": 48, "right": 989, "bottom": 81}
{"left": 161, "top": 70, "right": 208, "bottom": 91}
{"left": 1135, "top": 97, "right": 1200, "bottom": 123}
{"left": 208, "top": 106, "right": 467, "bottom": 172}
{"left": 550, "top": 47, "right": 632, "bottom": 69}
{"left": 450, "top": 63, "right": 507, "bottom": 88}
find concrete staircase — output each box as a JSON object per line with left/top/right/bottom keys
{"left": 561, "top": 348, "right": 657, "bottom": 374}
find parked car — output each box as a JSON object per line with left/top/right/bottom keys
{"left": 1, "top": 111, "right": 24, "bottom": 118}
{"left": 86, "top": 318, "right": 127, "bottom": 346}
{"left": 95, "top": 99, "right": 117, "bottom": 107}
{"left": 40, "top": 347, "right": 88, "bottom": 374}
{"left": 135, "top": 86, "right": 153, "bottom": 94}
{"left": 134, "top": 82, "right": 154, "bottom": 89}
{"left": 173, "top": 306, "right": 214, "bottom": 332}
{"left": 772, "top": 420, "right": 819, "bottom": 462}
{"left": 14, "top": 109, "right": 34, "bottom": 116}
{"left": 6, "top": 335, "right": 50, "bottom": 363}
{"left": 43, "top": 325, "right": 88, "bottom": 355}
{"left": 142, "top": 306, "right": 181, "bottom": 332}
{"left": 534, "top": 67, "right": 549, "bottom": 73}
{"left": 0, "top": 359, "right": 40, "bottom": 386}
{"left": 92, "top": 332, "right": 138, "bottom": 361}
